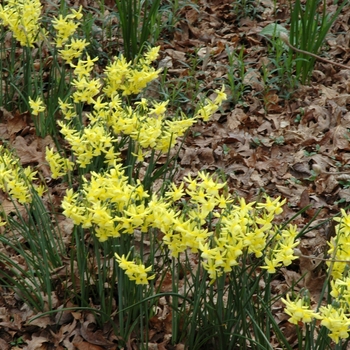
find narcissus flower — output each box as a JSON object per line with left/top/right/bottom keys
{"left": 115, "top": 253, "right": 155, "bottom": 285}
{"left": 45, "top": 147, "right": 74, "bottom": 179}
{"left": 319, "top": 305, "right": 350, "bottom": 343}
{"left": 52, "top": 6, "right": 83, "bottom": 47}
{"left": 0, "top": 146, "right": 43, "bottom": 203}
{"left": 282, "top": 294, "right": 321, "bottom": 325}
{"left": 0, "top": 0, "right": 43, "bottom": 47}
{"left": 0, "top": 217, "right": 6, "bottom": 227}
{"left": 29, "top": 97, "right": 45, "bottom": 116}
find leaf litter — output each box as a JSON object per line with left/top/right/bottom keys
{"left": 1, "top": 0, "right": 350, "bottom": 348}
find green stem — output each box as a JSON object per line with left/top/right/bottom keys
{"left": 172, "top": 258, "right": 179, "bottom": 343}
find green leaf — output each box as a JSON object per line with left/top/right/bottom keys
{"left": 260, "top": 23, "right": 289, "bottom": 39}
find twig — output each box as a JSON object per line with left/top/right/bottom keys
{"left": 312, "top": 164, "right": 350, "bottom": 176}
{"left": 279, "top": 32, "right": 350, "bottom": 71}
{"left": 299, "top": 254, "right": 350, "bottom": 263}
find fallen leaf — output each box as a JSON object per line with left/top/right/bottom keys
{"left": 73, "top": 341, "right": 105, "bottom": 350}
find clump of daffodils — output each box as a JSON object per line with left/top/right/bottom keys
{"left": 2, "top": 3, "right": 350, "bottom": 346}
{"left": 261, "top": 223, "right": 299, "bottom": 274}
{"left": 45, "top": 36, "right": 301, "bottom": 290}
{"left": 43, "top": 31, "right": 227, "bottom": 287}
{"left": 0, "top": 0, "right": 43, "bottom": 47}
{"left": 163, "top": 173, "right": 298, "bottom": 281}
{"left": 61, "top": 164, "right": 150, "bottom": 240}
{"left": 281, "top": 210, "right": 350, "bottom": 345}
{"left": 323, "top": 210, "right": 350, "bottom": 343}
{"left": 327, "top": 209, "right": 350, "bottom": 280}
{"left": 61, "top": 165, "right": 297, "bottom": 282}
{"left": 282, "top": 293, "right": 350, "bottom": 344}
{"left": 0, "top": 145, "right": 44, "bottom": 204}
{"left": 45, "top": 43, "right": 226, "bottom": 176}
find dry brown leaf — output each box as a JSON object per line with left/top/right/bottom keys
{"left": 280, "top": 268, "right": 302, "bottom": 290}
{"left": 0, "top": 336, "right": 11, "bottom": 350}
{"left": 197, "top": 147, "right": 215, "bottom": 165}
{"left": 12, "top": 136, "right": 45, "bottom": 164}
{"left": 298, "top": 189, "right": 310, "bottom": 209}
{"left": 80, "top": 321, "right": 115, "bottom": 347}
{"left": 28, "top": 315, "right": 54, "bottom": 328}
{"left": 264, "top": 91, "right": 283, "bottom": 113}
{"left": 6, "top": 112, "right": 29, "bottom": 136}
{"left": 73, "top": 341, "right": 105, "bottom": 350}
{"left": 332, "top": 125, "right": 350, "bottom": 150}
{"left": 338, "top": 188, "right": 350, "bottom": 202}
{"left": 25, "top": 336, "right": 50, "bottom": 350}
{"left": 180, "top": 148, "right": 200, "bottom": 166}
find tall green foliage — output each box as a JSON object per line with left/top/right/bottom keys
{"left": 289, "top": 0, "right": 347, "bottom": 84}
{"left": 115, "top": 0, "right": 161, "bottom": 60}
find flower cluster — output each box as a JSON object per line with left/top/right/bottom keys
{"left": 61, "top": 161, "right": 297, "bottom": 283}
{"left": 282, "top": 294, "right": 350, "bottom": 344}
{"left": 46, "top": 46, "right": 226, "bottom": 176}
{"left": 47, "top": 41, "right": 290, "bottom": 287}
{"left": 281, "top": 210, "right": 350, "bottom": 345}
{"left": 323, "top": 210, "right": 350, "bottom": 342}
{"left": 282, "top": 294, "right": 321, "bottom": 325}
{"left": 0, "top": 145, "right": 44, "bottom": 204}
{"left": 29, "top": 97, "right": 45, "bottom": 116}
{"left": 53, "top": 119, "right": 117, "bottom": 169}
{"left": 61, "top": 164, "right": 150, "bottom": 241}
{"left": 104, "top": 47, "right": 161, "bottom": 97}
{"left": 52, "top": 6, "right": 83, "bottom": 48}
{"left": 164, "top": 175, "right": 297, "bottom": 281}
{"left": 195, "top": 86, "right": 227, "bottom": 122}
{"left": 59, "top": 38, "right": 89, "bottom": 65}
{"left": 115, "top": 253, "right": 155, "bottom": 285}
{"left": 261, "top": 224, "right": 299, "bottom": 273}
{"left": 45, "top": 148, "right": 75, "bottom": 179}
{"left": 0, "top": 0, "right": 43, "bottom": 47}
{"left": 50, "top": 6, "right": 88, "bottom": 68}
{"left": 319, "top": 304, "right": 350, "bottom": 343}
{"left": 327, "top": 209, "right": 350, "bottom": 279}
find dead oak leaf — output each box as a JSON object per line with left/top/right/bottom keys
{"left": 80, "top": 321, "right": 115, "bottom": 347}
{"left": 73, "top": 342, "right": 105, "bottom": 350}
{"left": 180, "top": 148, "right": 200, "bottom": 166}
{"left": 331, "top": 125, "right": 350, "bottom": 151}
{"left": 197, "top": 147, "right": 215, "bottom": 165}
{"left": 5, "top": 111, "right": 29, "bottom": 136}
{"left": 319, "top": 84, "right": 339, "bottom": 101}
{"left": 0, "top": 338, "right": 10, "bottom": 350}
{"left": 314, "top": 174, "right": 339, "bottom": 195}
{"left": 25, "top": 336, "right": 50, "bottom": 350}
{"left": 28, "top": 314, "right": 54, "bottom": 328}
{"left": 0, "top": 123, "right": 9, "bottom": 139}
{"left": 302, "top": 104, "right": 331, "bottom": 132}
{"left": 338, "top": 187, "right": 350, "bottom": 202}
{"left": 263, "top": 91, "right": 283, "bottom": 113}
{"left": 12, "top": 136, "right": 45, "bottom": 164}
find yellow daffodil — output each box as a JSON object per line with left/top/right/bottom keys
{"left": 320, "top": 305, "right": 350, "bottom": 343}
{"left": 282, "top": 294, "right": 321, "bottom": 325}
{"left": 29, "top": 97, "right": 45, "bottom": 116}
{"left": 0, "top": 0, "right": 43, "bottom": 47}
{"left": 115, "top": 253, "right": 155, "bottom": 285}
